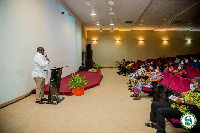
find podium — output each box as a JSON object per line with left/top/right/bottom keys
{"left": 46, "top": 67, "right": 65, "bottom": 104}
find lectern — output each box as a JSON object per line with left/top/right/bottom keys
{"left": 46, "top": 67, "right": 65, "bottom": 104}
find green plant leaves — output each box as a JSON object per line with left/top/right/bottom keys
{"left": 68, "top": 73, "right": 89, "bottom": 90}
{"left": 95, "top": 65, "right": 101, "bottom": 70}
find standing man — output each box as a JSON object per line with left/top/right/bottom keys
{"left": 32, "top": 47, "right": 50, "bottom": 104}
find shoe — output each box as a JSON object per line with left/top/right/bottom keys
{"left": 117, "top": 72, "right": 121, "bottom": 75}
{"left": 41, "top": 98, "right": 48, "bottom": 101}
{"left": 36, "top": 100, "right": 45, "bottom": 104}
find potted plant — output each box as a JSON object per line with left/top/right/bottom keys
{"left": 95, "top": 65, "right": 101, "bottom": 73}
{"left": 115, "top": 61, "right": 122, "bottom": 68}
{"left": 68, "top": 73, "right": 89, "bottom": 96}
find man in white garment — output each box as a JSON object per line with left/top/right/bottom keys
{"left": 32, "top": 47, "right": 50, "bottom": 104}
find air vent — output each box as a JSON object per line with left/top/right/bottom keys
{"left": 124, "top": 21, "right": 134, "bottom": 24}
{"left": 170, "top": 21, "right": 182, "bottom": 24}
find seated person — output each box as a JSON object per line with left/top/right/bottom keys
{"left": 174, "top": 57, "right": 180, "bottom": 65}
{"left": 145, "top": 77, "right": 200, "bottom": 133}
{"left": 190, "top": 58, "right": 200, "bottom": 68}
{"left": 131, "top": 65, "right": 163, "bottom": 100}
{"left": 117, "top": 59, "right": 127, "bottom": 76}
{"left": 126, "top": 61, "right": 135, "bottom": 74}
{"left": 180, "top": 58, "right": 188, "bottom": 66}
{"left": 128, "top": 64, "right": 146, "bottom": 85}
{"left": 172, "top": 64, "right": 187, "bottom": 77}
{"left": 164, "top": 62, "right": 174, "bottom": 73}
{"left": 145, "top": 59, "right": 150, "bottom": 66}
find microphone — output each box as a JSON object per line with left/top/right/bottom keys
{"left": 45, "top": 55, "right": 49, "bottom": 60}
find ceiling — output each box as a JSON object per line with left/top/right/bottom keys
{"left": 62, "top": 0, "right": 200, "bottom": 31}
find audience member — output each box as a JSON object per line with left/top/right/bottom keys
{"left": 145, "top": 77, "right": 200, "bottom": 133}
{"left": 172, "top": 64, "right": 187, "bottom": 77}
{"left": 145, "top": 59, "right": 150, "bottom": 66}
{"left": 164, "top": 62, "right": 174, "bottom": 73}
{"left": 174, "top": 57, "right": 180, "bottom": 65}
{"left": 126, "top": 61, "right": 134, "bottom": 74}
{"left": 128, "top": 64, "right": 146, "bottom": 82}
{"left": 190, "top": 58, "right": 200, "bottom": 68}
{"left": 117, "top": 59, "right": 127, "bottom": 76}
{"left": 157, "top": 57, "right": 165, "bottom": 69}
{"left": 180, "top": 58, "right": 188, "bottom": 65}
{"left": 131, "top": 65, "right": 163, "bottom": 100}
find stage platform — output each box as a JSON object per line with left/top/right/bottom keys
{"left": 32, "top": 71, "right": 103, "bottom": 96}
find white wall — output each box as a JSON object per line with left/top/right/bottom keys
{"left": 0, "top": 0, "right": 82, "bottom": 104}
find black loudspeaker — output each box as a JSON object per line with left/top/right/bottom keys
{"left": 87, "top": 44, "right": 91, "bottom": 51}
{"left": 86, "top": 44, "right": 92, "bottom": 59}
{"left": 87, "top": 50, "right": 92, "bottom": 59}
{"left": 79, "top": 66, "right": 89, "bottom": 71}
{"left": 86, "top": 59, "right": 93, "bottom": 69}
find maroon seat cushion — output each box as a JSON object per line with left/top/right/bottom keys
{"left": 177, "top": 78, "right": 192, "bottom": 94}
{"left": 167, "top": 118, "right": 180, "bottom": 124}
{"left": 187, "top": 67, "right": 199, "bottom": 79}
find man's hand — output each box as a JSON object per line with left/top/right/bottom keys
{"left": 175, "top": 98, "right": 183, "bottom": 105}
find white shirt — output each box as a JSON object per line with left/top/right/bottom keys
{"left": 32, "top": 52, "right": 49, "bottom": 78}
{"left": 180, "top": 59, "right": 188, "bottom": 65}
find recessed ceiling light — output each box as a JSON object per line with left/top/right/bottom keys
{"left": 96, "top": 22, "right": 100, "bottom": 26}
{"left": 110, "top": 20, "right": 114, "bottom": 26}
{"left": 109, "top": 7, "right": 114, "bottom": 15}
{"left": 108, "top": 0, "right": 114, "bottom": 6}
{"left": 91, "top": 10, "right": 96, "bottom": 16}
{"left": 85, "top": 0, "right": 91, "bottom": 6}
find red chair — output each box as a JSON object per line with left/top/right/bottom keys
{"left": 160, "top": 72, "right": 173, "bottom": 87}
{"left": 184, "top": 66, "right": 189, "bottom": 73}
{"left": 142, "top": 73, "right": 168, "bottom": 92}
{"left": 173, "top": 65, "right": 178, "bottom": 70}
{"left": 187, "top": 67, "right": 199, "bottom": 79}
{"left": 167, "top": 75, "right": 182, "bottom": 92}
{"left": 187, "top": 61, "right": 193, "bottom": 67}
{"left": 177, "top": 78, "right": 192, "bottom": 94}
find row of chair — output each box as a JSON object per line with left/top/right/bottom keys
{"left": 164, "top": 65, "right": 200, "bottom": 79}
{"left": 142, "top": 72, "right": 194, "bottom": 125}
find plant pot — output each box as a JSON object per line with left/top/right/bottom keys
{"left": 80, "top": 87, "right": 84, "bottom": 95}
{"left": 76, "top": 89, "right": 81, "bottom": 96}
{"left": 97, "top": 70, "right": 101, "bottom": 73}
{"left": 73, "top": 88, "right": 82, "bottom": 96}
{"left": 73, "top": 88, "right": 78, "bottom": 96}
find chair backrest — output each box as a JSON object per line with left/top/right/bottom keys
{"left": 177, "top": 78, "right": 192, "bottom": 94}
{"left": 187, "top": 67, "right": 199, "bottom": 79}
{"left": 134, "top": 63, "right": 139, "bottom": 70}
{"left": 184, "top": 66, "right": 189, "bottom": 73}
{"left": 126, "top": 61, "right": 131, "bottom": 65}
{"left": 187, "top": 61, "right": 193, "bottom": 67}
{"left": 168, "top": 75, "right": 182, "bottom": 91}
{"left": 173, "top": 65, "right": 178, "bottom": 70}
{"left": 145, "top": 66, "right": 149, "bottom": 70}
{"left": 160, "top": 72, "right": 173, "bottom": 86}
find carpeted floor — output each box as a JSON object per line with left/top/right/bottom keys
{"left": 0, "top": 68, "right": 189, "bottom": 133}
